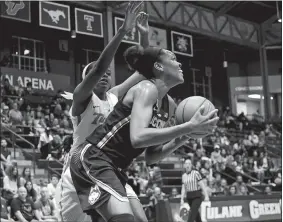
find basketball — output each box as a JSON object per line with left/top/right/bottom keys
{"left": 175, "top": 96, "right": 216, "bottom": 138}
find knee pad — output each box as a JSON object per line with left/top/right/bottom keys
{"left": 108, "top": 214, "right": 135, "bottom": 222}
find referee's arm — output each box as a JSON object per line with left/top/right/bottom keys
{"left": 197, "top": 173, "right": 209, "bottom": 201}
{"left": 180, "top": 174, "right": 186, "bottom": 205}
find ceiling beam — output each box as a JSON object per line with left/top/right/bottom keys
{"left": 215, "top": 2, "right": 241, "bottom": 17}
{"left": 262, "top": 11, "right": 282, "bottom": 29}
{"left": 252, "top": 1, "right": 276, "bottom": 9}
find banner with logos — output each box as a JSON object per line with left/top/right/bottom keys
{"left": 171, "top": 31, "right": 193, "bottom": 57}
{"left": 114, "top": 17, "right": 140, "bottom": 45}
{"left": 169, "top": 195, "right": 281, "bottom": 222}
{"left": 75, "top": 8, "right": 103, "bottom": 37}
{"left": 149, "top": 26, "right": 167, "bottom": 49}
{"left": 0, "top": 67, "right": 70, "bottom": 94}
{"left": 39, "top": 1, "right": 70, "bottom": 31}
{"left": 0, "top": 0, "right": 31, "bottom": 22}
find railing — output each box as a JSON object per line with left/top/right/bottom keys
{"left": 1, "top": 124, "right": 36, "bottom": 175}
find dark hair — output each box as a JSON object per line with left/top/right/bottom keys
{"left": 24, "top": 181, "right": 37, "bottom": 202}
{"left": 51, "top": 174, "right": 59, "bottom": 180}
{"left": 123, "top": 45, "right": 162, "bottom": 79}
{"left": 22, "top": 167, "right": 31, "bottom": 181}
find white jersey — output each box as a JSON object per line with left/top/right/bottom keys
{"left": 55, "top": 92, "right": 117, "bottom": 222}
{"left": 69, "top": 92, "right": 118, "bottom": 154}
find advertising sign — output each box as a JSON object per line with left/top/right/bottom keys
{"left": 170, "top": 195, "right": 281, "bottom": 222}
{"left": 39, "top": 1, "right": 70, "bottom": 31}
{"left": 0, "top": 0, "right": 31, "bottom": 22}
{"left": 0, "top": 67, "right": 70, "bottom": 94}
{"left": 75, "top": 8, "right": 103, "bottom": 37}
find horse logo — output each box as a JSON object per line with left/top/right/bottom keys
{"left": 5, "top": 0, "right": 25, "bottom": 16}
{"left": 43, "top": 8, "right": 65, "bottom": 24}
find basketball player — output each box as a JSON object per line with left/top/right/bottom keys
{"left": 55, "top": 3, "right": 149, "bottom": 222}
{"left": 70, "top": 45, "right": 219, "bottom": 222}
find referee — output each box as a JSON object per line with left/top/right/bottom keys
{"left": 180, "top": 159, "right": 209, "bottom": 222}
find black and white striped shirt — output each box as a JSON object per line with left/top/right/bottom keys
{"left": 182, "top": 170, "right": 203, "bottom": 192}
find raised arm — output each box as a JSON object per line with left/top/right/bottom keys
{"left": 108, "top": 12, "right": 149, "bottom": 100}
{"left": 72, "top": 2, "right": 143, "bottom": 114}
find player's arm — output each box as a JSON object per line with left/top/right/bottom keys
{"left": 72, "top": 2, "right": 142, "bottom": 115}
{"left": 108, "top": 12, "right": 149, "bottom": 100}
{"left": 130, "top": 82, "right": 192, "bottom": 148}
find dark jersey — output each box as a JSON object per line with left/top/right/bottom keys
{"left": 86, "top": 95, "right": 170, "bottom": 169}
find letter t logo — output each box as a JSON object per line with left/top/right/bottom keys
{"left": 84, "top": 15, "right": 94, "bottom": 31}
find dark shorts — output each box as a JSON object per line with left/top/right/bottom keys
{"left": 70, "top": 142, "right": 130, "bottom": 214}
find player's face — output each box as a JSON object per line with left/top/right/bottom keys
{"left": 159, "top": 50, "right": 184, "bottom": 84}
{"left": 93, "top": 68, "right": 111, "bottom": 93}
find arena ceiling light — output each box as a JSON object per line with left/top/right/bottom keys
{"left": 276, "top": 1, "right": 281, "bottom": 22}
{"left": 248, "top": 94, "right": 261, "bottom": 99}
{"left": 24, "top": 49, "right": 30, "bottom": 55}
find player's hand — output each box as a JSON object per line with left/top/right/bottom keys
{"left": 180, "top": 199, "right": 184, "bottom": 205}
{"left": 184, "top": 106, "right": 219, "bottom": 134}
{"left": 204, "top": 196, "right": 210, "bottom": 202}
{"left": 121, "top": 1, "right": 144, "bottom": 33}
{"left": 136, "top": 12, "right": 149, "bottom": 35}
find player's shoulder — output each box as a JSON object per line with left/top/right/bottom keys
{"left": 135, "top": 80, "right": 158, "bottom": 96}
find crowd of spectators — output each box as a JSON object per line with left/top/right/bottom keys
{"left": 1, "top": 78, "right": 73, "bottom": 160}
{"left": 1, "top": 161, "right": 59, "bottom": 222}
{"left": 0, "top": 81, "right": 281, "bottom": 221}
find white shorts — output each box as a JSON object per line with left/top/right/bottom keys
{"left": 55, "top": 166, "right": 138, "bottom": 222}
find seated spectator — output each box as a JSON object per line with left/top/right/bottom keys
{"left": 1, "top": 139, "right": 11, "bottom": 168}
{"left": 253, "top": 160, "right": 265, "bottom": 182}
{"left": 218, "top": 179, "right": 229, "bottom": 195}
{"left": 264, "top": 186, "right": 272, "bottom": 195}
{"left": 274, "top": 171, "right": 282, "bottom": 185}
{"left": 19, "top": 167, "right": 32, "bottom": 187}
{"left": 239, "top": 185, "right": 248, "bottom": 196}
{"left": 63, "top": 105, "right": 70, "bottom": 117}
{"left": 194, "top": 147, "right": 204, "bottom": 162}
{"left": 207, "top": 179, "right": 216, "bottom": 196}
{"left": 148, "top": 165, "right": 163, "bottom": 188}
{"left": 169, "top": 187, "right": 181, "bottom": 199}
{"left": 25, "top": 181, "right": 37, "bottom": 202}
{"left": 243, "top": 135, "right": 252, "bottom": 148}
{"left": 214, "top": 173, "right": 222, "bottom": 188}
{"left": 219, "top": 133, "right": 230, "bottom": 146}
{"left": 14, "top": 79, "right": 24, "bottom": 97}
{"left": 210, "top": 145, "right": 222, "bottom": 166}
{"left": 249, "top": 130, "right": 259, "bottom": 146}
{"left": 3, "top": 164, "right": 19, "bottom": 196}
{"left": 11, "top": 187, "right": 41, "bottom": 222}
{"left": 3, "top": 78, "right": 14, "bottom": 96}
{"left": 23, "top": 82, "right": 34, "bottom": 96}
{"left": 232, "top": 175, "right": 248, "bottom": 195}
{"left": 1, "top": 105, "right": 10, "bottom": 125}
{"left": 38, "top": 127, "right": 53, "bottom": 160}
{"left": 228, "top": 185, "right": 237, "bottom": 196}
{"left": 258, "top": 131, "right": 265, "bottom": 147}
{"left": 9, "top": 102, "right": 23, "bottom": 126}
{"left": 149, "top": 186, "right": 166, "bottom": 206}
{"left": 0, "top": 194, "right": 11, "bottom": 222}
{"left": 35, "top": 187, "right": 58, "bottom": 222}
{"left": 127, "top": 170, "right": 141, "bottom": 196}
{"left": 47, "top": 174, "right": 59, "bottom": 207}
{"left": 195, "top": 161, "right": 201, "bottom": 171}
